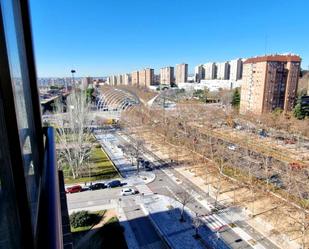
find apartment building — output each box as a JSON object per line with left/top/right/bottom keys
{"left": 111, "top": 75, "right": 117, "bottom": 86}
{"left": 175, "top": 63, "right": 188, "bottom": 83}
{"left": 139, "top": 69, "right": 146, "bottom": 87}
{"left": 194, "top": 64, "right": 205, "bottom": 82}
{"left": 123, "top": 73, "right": 131, "bottom": 85}
{"left": 216, "top": 62, "right": 230, "bottom": 80}
{"left": 203, "top": 63, "right": 217, "bottom": 80}
{"left": 145, "top": 68, "right": 154, "bottom": 87}
{"left": 131, "top": 71, "right": 139, "bottom": 86}
{"left": 240, "top": 54, "right": 301, "bottom": 115}
{"left": 117, "top": 74, "right": 123, "bottom": 85}
{"left": 160, "top": 66, "right": 174, "bottom": 85}
{"left": 229, "top": 59, "right": 243, "bottom": 81}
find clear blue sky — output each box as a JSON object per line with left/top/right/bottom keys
{"left": 29, "top": 0, "right": 309, "bottom": 77}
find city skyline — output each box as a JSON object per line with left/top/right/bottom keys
{"left": 30, "top": 0, "right": 309, "bottom": 77}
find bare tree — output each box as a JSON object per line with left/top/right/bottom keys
{"left": 192, "top": 211, "right": 203, "bottom": 239}
{"left": 177, "top": 191, "right": 194, "bottom": 222}
{"left": 53, "top": 89, "right": 94, "bottom": 179}
{"left": 122, "top": 138, "right": 145, "bottom": 174}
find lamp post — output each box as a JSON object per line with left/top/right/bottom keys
{"left": 71, "top": 69, "right": 76, "bottom": 89}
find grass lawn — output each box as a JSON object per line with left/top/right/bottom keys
{"left": 64, "top": 146, "right": 120, "bottom": 184}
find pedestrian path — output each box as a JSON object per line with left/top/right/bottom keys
{"left": 142, "top": 195, "right": 230, "bottom": 249}
{"left": 135, "top": 184, "right": 153, "bottom": 196}
{"left": 161, "top": 169, "right": 182, "bottom": 184}
{"left": 202, "top": 214, "right": 227, "bottom": 231}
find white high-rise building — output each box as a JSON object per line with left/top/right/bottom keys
{"left": 175, "top": 63, "right": 188, "bottom": 83}
{"left": 216, "top": 62, "right": 230, "bottom": 80}
{"left": 123, "top": 74, "right": 131, "bottom": 85}
{"left": 117, "top": 74, "right": 123, "bottom": 85}
{"left": 112, "top": 75, "right": 117, "bottom": 86}
{"left": 203, "top": 63, "right": 217, "bottom": 80}
{"left": 229, "top": 58, "right": 243, "bottom": 81}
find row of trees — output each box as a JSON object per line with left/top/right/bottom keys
{"left": 121, "top": 103, "right": 309, "bottom": 248}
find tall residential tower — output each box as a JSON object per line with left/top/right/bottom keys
{"left": 160, "top": 66, "right": 174, "bottom": 85}
{"left": 240, "top": 54, "right": 301, "bottom": 115}
{"left": 175, "top": 63, "right": 188, "bottom": 83}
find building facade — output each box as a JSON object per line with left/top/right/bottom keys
{"left": 240, "top": 55, "right": 301, "bottom": 115}
{"left": 203, "top": 63, "right": 217, "bottom": 80}
{"left": 145, "top": 68, "right": 154, "bottom": 87}
{"left": 216, "top": 62, "right": 230, "bottom": 80}
{"left": 194, "top": 64, "right": 205, "bottom": 82}
{"left": 117, "top": 74, "right": 123, "bottom": 85}
{"left": 229, "top": 59, "right": 243, "bottom": 81}
{"left": 131, "top": 71, "right": 139, "bottom": 86}
{"left": 139, "top": 69, "right": 146, "bottom": 87}
{"left": 111, "top": 75, "right": 117, "bottom": 86}
{"left": 123, "top": 73, "right": 131, "bottom": 85}
{"left": 175, "top": 63, "right": 188, "bottom": 83}
{"left": 160, "top": 66, "right": 174, "bottom": 85}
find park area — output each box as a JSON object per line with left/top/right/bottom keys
{"left": 59, "top": 141, "right": 119, "bottom": 184}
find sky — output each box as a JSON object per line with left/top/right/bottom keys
{"left": 29, "top": 0, "right": 309, "bottom": 77}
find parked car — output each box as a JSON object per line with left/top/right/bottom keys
{"left": 89, "top": 183, "right": 106, "bottom": 191}
{"left": 106, "top": 180, "right": 122, "bottom": 188}
{"left": 121, "top": 188, "right": 139, "bottom": 196}
{"left": 66, "top": 185, "right": 82, "bottom": 194}
{"left": 145, "top": 164, "right": 153, "bottom": 171}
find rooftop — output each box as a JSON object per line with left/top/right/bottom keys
{"left": 244, "top": 54, "right": 301, "bottom": 64}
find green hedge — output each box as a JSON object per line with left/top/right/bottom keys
{"left": 70, "top": 211, "right": 100, "bottom": 228}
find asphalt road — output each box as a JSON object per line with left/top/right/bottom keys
{"left": 67, "top": 188, "right": 168, "bottom": 249}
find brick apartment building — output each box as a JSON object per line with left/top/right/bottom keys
{"left": 240, "top": 55, "right": 301, "bottom": 115}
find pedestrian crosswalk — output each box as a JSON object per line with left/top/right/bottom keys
{"left": 202, "top": 213, "right": 227, "bottom": 231}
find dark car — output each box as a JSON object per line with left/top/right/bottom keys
{"left": 89, "top": 183, "right": 106, "bottom": 191}
{"left": 107, "top": 180, "right": 122, "bottom": 188}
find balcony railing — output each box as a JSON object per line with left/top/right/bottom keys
{"left": 37, "top": 127, "right": 63, "bottom": 249}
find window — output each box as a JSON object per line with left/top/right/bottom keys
{"left": 1, "top": 0, "right": 40, "bottom": 231}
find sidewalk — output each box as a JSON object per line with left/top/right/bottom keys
{"left": 142, "top": 195, "right": 230, "bottom": 249}
{"left": 175, "top": 167, "right": 300, "bottom": 249}
{"left": 95, "top": 132, "right": 156, "bottom": 185}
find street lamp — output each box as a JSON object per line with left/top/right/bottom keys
{"left": 71, "top": 69, "right": 76, "bottom": 89}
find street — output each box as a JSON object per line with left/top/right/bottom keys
{"left": 66, "top": 128, "right": 280, "bottom": 249}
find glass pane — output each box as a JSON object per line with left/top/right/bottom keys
{"left": 0, "top": 99, "right": 22, "bottom": 249}
{"left": 0, "top": 0, "right": 39, "bottom": 228}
